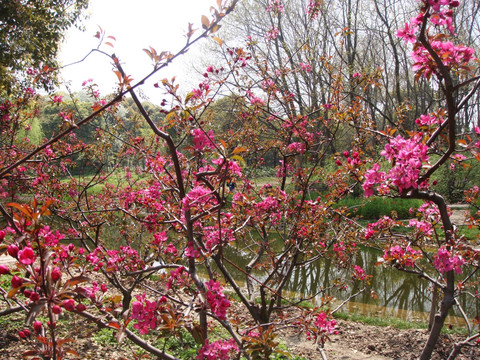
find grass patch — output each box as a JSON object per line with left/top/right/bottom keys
{"left": 457, "top": 225, "right": 480, "bottom": 240}
{"left": 333, "top": 311, "right": 468, "bottom": 335}
{"left": 334, "top": 311, "right": 427, "bottom": 330}
{"left": 337, "top": 196, "right": 423, "bottom": 220}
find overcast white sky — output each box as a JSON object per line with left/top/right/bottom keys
{"left": 59, "top": 0, "right": 217, "bottom": 101}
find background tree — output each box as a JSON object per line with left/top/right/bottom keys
{"left": 0, "top": 0, "right": 89, "bottom": 96}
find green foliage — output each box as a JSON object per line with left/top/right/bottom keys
{"left": 94, "top": 326, "right": 200, "bottom": 359}
{"left": 333, "top": 311, "right": 468, "bottom": 335}
{"left": 337, "top": 196, "right": 423, "bottom": 220}
{"left": 0, "top": 0, "right": 89, "bottom": 95}
{"left": 16, "top": 117, "right": 44, "bottom": 145}
{"left": 431, "top": 159, "right": 480, "bottom": 203}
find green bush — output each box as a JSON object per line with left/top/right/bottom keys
{"left": 430, "top": 158, "right": 480, "bottom": 203}
{"left": 337, "top": 196, "right": 423, "bottom": 220}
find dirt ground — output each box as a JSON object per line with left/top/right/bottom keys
{"left": 282, "top": 319, "right": 479, "bottom": 360}
{"left": 1, "top": 314, "right": 479, "bottom": 360}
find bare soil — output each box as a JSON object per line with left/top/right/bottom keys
{"left": 283, "top": 319, "right": 479, "bottom": 360}
{"left": 1, "top": 314, "right": 479, "bottom": 360}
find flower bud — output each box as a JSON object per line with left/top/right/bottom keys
{"left": 7, "top": 244, "right": 19, "bottom": 258}
{"left": 0, "top": 264, "right": 9, "bottom": 274}
{"left": 11, "top": 275, "right": 23, "bottom": 288}
{"left": 51, "top": 267, "right": 62, "bottom": 282}
{"left": 33, "top": 320, "right": 43, "bottom": 334}
{"left": 63, "top": 299, "right": 75, "bottom": 311}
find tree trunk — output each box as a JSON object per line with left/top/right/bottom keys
{"left": 420, "top": 271, "right": 456, "bottom": 360}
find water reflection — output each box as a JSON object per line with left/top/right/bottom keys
{"left": 222, "top": 244, "right": 478, "bottom": 325}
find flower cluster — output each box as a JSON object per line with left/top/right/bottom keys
{"left": 433, "top": 247, "right": 464, "bottom": 274}
{"left": 299, "top": 62, "right": 312, "bottom": 72}
{"left": 196, "top": 339, "right": 238, "bottom": 360}
{"left": 265, "top": 27, "right": 280, "bottom": 41}
{"left": 306, "top": 0, "right": 322, "bottom": 20}
{"left": 395, "top": 0, "right": 474, "bottom": 79}
{"left": 415, "top": 113, "right": 443, "bottom": 127}
{"left": 255, "top": 190, "right": 285, "bottom": 225}
{"left": 286, "top": 142, "right": 306, "bottom": 154}
{"left": 266, "top": 0, "right": 283, "bottom": 14}
{"left": 182, "top": 185, "right": 217, "bottom": 212}
{"left": 205, "top": 280, "right": 230, "bottom": 320}
{"left": 364, "top": 216, "right": 398, "bottom": 239}
{"left": 166, "top": 266, "right": 188, "bottom": 290}
{"left": 382, "top": 245, "right": 423, "bottom": 268}
{"left": 314, "top": 311, "right": 337, "bottom": 335}
{"left": 411, "top": 41, "right": 475, "bottom": 78}
{"left": 202, "top": 225, "right": 235, "bottom": 252}
{"left": 408, "top": 219, "right": 433, "bottom": 236}
{"left": 352, "top": 265, "right": 370, "bottom": 281}
{"left": 363, "top": 135, "right": 429, "bottom": 196}
{"left": 246, "top": 90, "right": 265, "bottom": 107}
{"left": 131, "top": 293, "right": 166, "bottom": 335}
{"left": 192, "top": 128, "right": 216, "bottom": 151}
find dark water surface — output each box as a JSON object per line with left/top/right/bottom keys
{"left": 223, "top": 244, "right": 477, "bottom": 327}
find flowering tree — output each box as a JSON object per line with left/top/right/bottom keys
{"left": 359, "top": 1, "right": 480, "bottom": 359}
{"left": 0, "top": 1, "right": 479, "bottom": 360}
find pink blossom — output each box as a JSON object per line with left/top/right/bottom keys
{"left": 364, "top": 134, "right": 429, "bottom": 196}
{"left": 29, "top": 292, "right": 40, "bottom": 302}
{"left": 192, "top": 128, "right": 215, "bottom": 151}
{"left": 38, "top": 226, "right": 65, "bottom": 246}
{"left": 81, "top": 78, "right": 93, "bottom": 87}
{"left": 51, "top": 267, "right": 62, "bottom": 282}
{"left": 396, "top": 22, "right": 418, "bottom": 43}
{"left": 131, "top": 293, "right": 160, "bottom": 335}
{"left": 0, "top": 264, "right": 9, "bottom": 274}
{"left": 362, "top": 163, "right": 387, "bottom": 197}
{"left": 299, "top": 62, "right": 312, "bottom": 72}
{"left": 182, "top": 185, "right": 216, "bottom": 212}
{"left": 306, "top": 0, "right": 322, "bottom": 19}
{"left": 382, "top": 245, "right": 422, "bottom": 268}
{"left": 411, "top": 41, "right": 475, "bottom": 78}
{"left": 18, "top": 246, "right": 36, "bottom": 265}
{"left": 353, "top": 265, "right": 368, "bottom": 281}
{"left": 33, "top": 321, "right": 43, "bottom": 334}
{"left": 164, "top": 243, "right": 178, "bottom": 256}
{"left": 196, "top": 339, "right": 238, "bottom": 360}
{"left": 314, "top": 312, "right": 337, "bottom": 334}
{"left": 7, "top": 244, "right": 19, "bottom": 258}
{"left": 246, "top": 90, "right": 265, "bottom": 106}
{"left": 63, "top": 299, "right": 76, "bottom": 311}
{"left": 166, "top": 266, "right": 187, "bottom": 290}
{"left": 266, "top": 0, "right": 284, "bottom": 13}
{"left": 286, "top": 142, "right": 306, "bottom": 154}
{"left": 415, "top": 113, "right": 442, "bottom": 127}
{"left": 433, "top": 247, "right": 464, "bottom": 274}
{"left": 265, "top": 27, "right": 279, "bottom": 41}
{"left": 205, "top": 280, "right": 231, "bottom": 320}
{"left": 11, "top": 275, "right": 23, "bottom": 288}
{"left": 51, "top": 95, "right": 63, "bottom": 104}
{"left": 153, "top": 232, "right": 168, "bottom": 245}
{"left": 408, "top": 219, "right": 433, "bottom": 236}
{"left": 365, "top": 216, "right": 397, "bottom": 239}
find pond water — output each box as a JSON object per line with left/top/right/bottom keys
{"left": 101, "top": 224, "right": 476, "bottom": 327}
{"left": 223, "top": 244, "right": 478, "bottom": 327}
